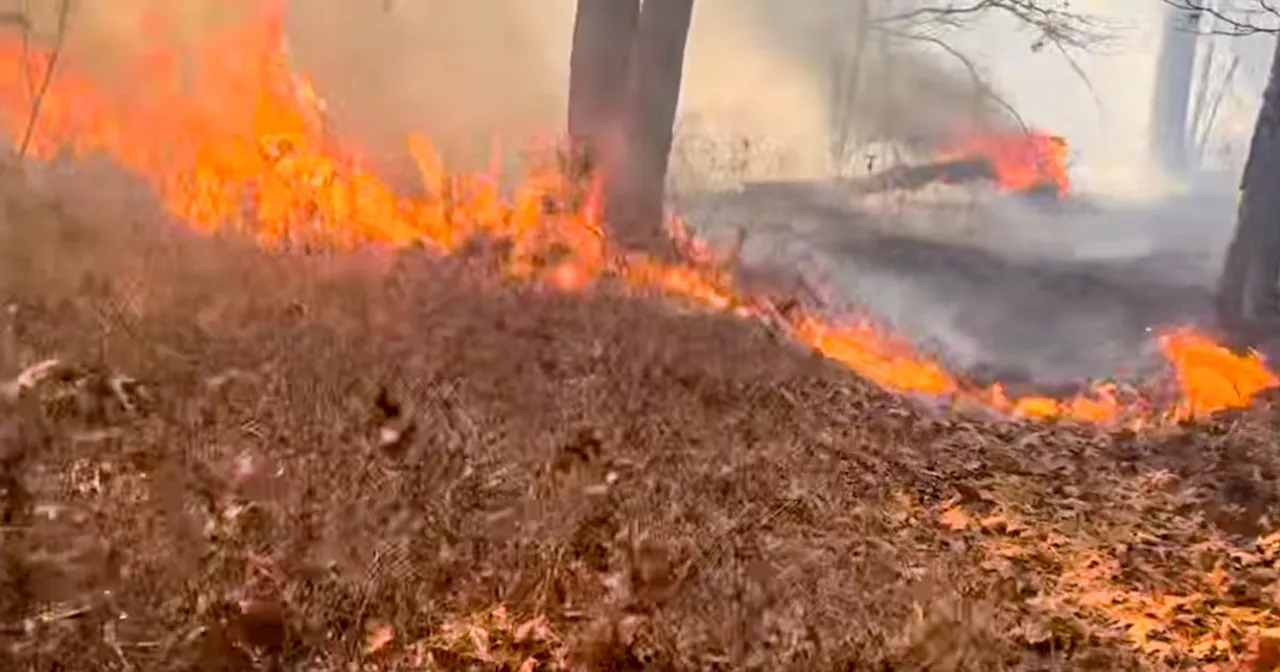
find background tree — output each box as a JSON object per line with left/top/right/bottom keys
{"left": 830, "top": 0, "right": 1106, "bottom": 164}
{"left": 1162, "top": 0, "right": 1280, "bottom": 336}
{"left": 566, "top": 0, "right": 638, "bottom": 181}
{"left": 852, "top": 0, "right": 1280, "bottom": 341}
{"left": 568, "top": 0, "right": 1102, "bottom": 257}
{"left": 567, "top": 0, "right": 694, "bottom": 258}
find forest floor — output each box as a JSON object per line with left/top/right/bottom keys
{"left": 2, "top": 163, "right": 1280, "bottom": 671}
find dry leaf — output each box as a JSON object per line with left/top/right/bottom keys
{"left": 893, "top": 490, "right": 914, "bottom": 510}
{"left": 1251, "top": 628, "right": 1280, "bottom": 672}
{"left": 980, "top": 513, "right": 1018, "bottom": 534}
{"left": 468, "top": 625, "right": 492, "bottom": 661}
{"left": 514, "top": 616, "right": 549, "bottom": 644}
{"left": 939, "top": 505, "right": 971, "bottom": 531}
{"left": 365, "top": 623, "right": 394, "bottom": 654}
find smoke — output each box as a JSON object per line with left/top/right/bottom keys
{"left": 10, "top": 0, "right": 1059, "bottom": 179}
{"left": 277, "top": 0, "right": 857, "bottom": 179}
{"left": 283, "top": 1, "right": 575, "bottom": 174}
{"left": 673, "top": 0, "right": 1023, "bottom": 182}
{"left": 12, "top": 0, "right": 1267, "bottom": 193}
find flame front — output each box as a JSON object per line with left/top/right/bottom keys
{"left": 0, "top": 2, "right": 1272, "bottom": 425}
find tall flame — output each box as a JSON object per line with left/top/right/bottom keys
{"left": 0, "top": 2, "right": 1272, "bottom": 425}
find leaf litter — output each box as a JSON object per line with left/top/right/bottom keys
{"left": 3, "top": 159, "right": 1280, "bottom": 670}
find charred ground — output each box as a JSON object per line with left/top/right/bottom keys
{"left": 2, "top": 165, "right": 1280, "bottom": 670}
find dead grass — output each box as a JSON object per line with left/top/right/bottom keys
{"left": 2, "top": 160, "right": 1280, "bottom": 670}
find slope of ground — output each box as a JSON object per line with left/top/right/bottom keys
{"left": 3, "top": 166, "right": 1280, "bottom": 670}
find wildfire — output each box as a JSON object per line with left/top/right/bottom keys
{"left": 938, "top": 129, "right": 1071, "bottom": 197}
{"left": 0, "top": 2, "right": 1272, "bottom": 425}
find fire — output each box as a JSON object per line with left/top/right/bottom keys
{"left": 939, "top": 129, "right": 1070, "bottom": 197}
{"left": 1159, "top": 328, "right": 1279, "bottom": 419}
{"left": 0, "top": 2, "right": 1272, "bottom": 425}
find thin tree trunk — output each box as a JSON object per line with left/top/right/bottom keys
{"left": 830, "top": 0, "right": 871, "bottom": 174}
{"left": 1218, "top": 33, "right": 1280, "bottom": 335}
{"left": 608, "top": 0, "right": 694, "bottom": 257}
{"left": 566, "top": 0, "right": 640, "bottom": 181}
{"left": 1150, "top": 3, "right": 1201, "bottom": 177}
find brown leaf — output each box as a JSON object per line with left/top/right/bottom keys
{"left": 939, "top": 504, "right": 972, "bottom": 532}
{"left": 365, "top": 623, "right": 394, "bottom": 655}
{"left": 234, "top": 598, "right": 287, "bottom": 653}
{"left": 1249, "top": 628, "right": 1280, "bottom": 672}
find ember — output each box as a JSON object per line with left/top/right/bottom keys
{"left": 0, "top": 1, "right": 1271, "bottom": 424}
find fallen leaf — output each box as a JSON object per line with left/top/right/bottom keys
{"left": 469, "top": 626, "right": 492, "bottom": 661}
{"left": 939, "top": 505, "right": 971, "bottom": 531}
{"left": 1251, "top": 628, "right": 1280, "bottom": 672}
{"left": 365, "top": 623, "right": 394, "bottom": 654}
{"left": 893, "top": 490, "right": 914, "bottom": 510}
{"left": 514, "top": 616, "right": 549, "bottom": 643}
{"left": 980, "top": 513, "right": 1019, "bottom": 534}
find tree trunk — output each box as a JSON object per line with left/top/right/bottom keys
{"left": 566, "top": 0, "right": 640, "bottom": 181}
{"left": 829, "top": 0, "right": 872, "bottom": 173}
{"left": 1150, "top": 3, "right": 1201, "bottom": 177}
{"left": 1218, "top": 32, "right": 1280, "bottom": 336}
{"left": 608, "top": 0, "right": 695, "bottom": 257}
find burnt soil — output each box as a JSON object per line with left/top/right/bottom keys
{"left": 4, "top": 166, "right": 1280, "bottom": 671}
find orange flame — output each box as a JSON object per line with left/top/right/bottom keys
{"left": 0, "top": 3, "right": 1271, "bottom": 426}
{"left": 939, "top": 130, "right": 1070, "bottom": 196}
{"left": 1159, "top": 328, "right": 1278, "bottom": 420}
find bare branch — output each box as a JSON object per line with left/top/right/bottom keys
{"left": 877, "top": 1, "right": 994, "bottom": 27}
{"left": 877, "top": 26, "right": 1032, "bottom": 135}
{"left": 0, "top": 11, "right": 29, "bottom": 31}
{"left": 1048, "top": 39, "right": 1104, "bottom": 113}
{"left": 872, "top": 0, "right": 1107, "bottom": 121}
{"left": 1163, "top": 0, "right": 1280, "bottom": 36}
{"left": 875, "top": 0, "right": 1113, "bottom": 52}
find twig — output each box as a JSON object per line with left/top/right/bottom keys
{"left": 0, "top": 358, "right": 68, "bottom": 402}
{"left": 17, "top": 0, "right": 73, "bottom": 158}
{"left": 875, "top": 0, "right": 1113, "bottom": 51}
{"left": 1163, "top": 0, "right": 1280, "bottom": 36}
{"left": 871, "top": 0, "right": 1109, "bottom": 116}
{"left": 5, "top": 2, "right": 36, "bottom": 110}
{"left": 1050, "top": 40, "right": 1104, "bottom": 114}
{"left": 1196, "top": 56, "right": 1240, "bottom": 157}
{"left": 879, "top": 27, "right": 1031, "bottom": 136}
